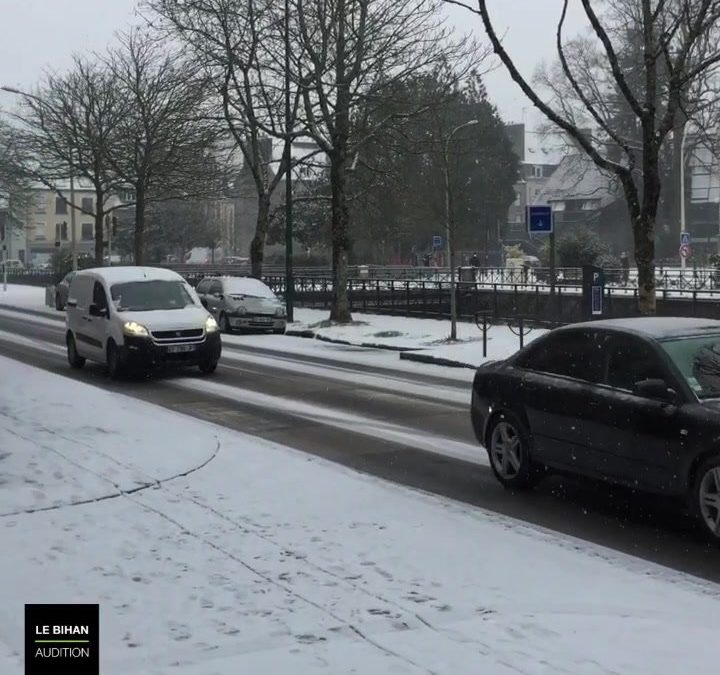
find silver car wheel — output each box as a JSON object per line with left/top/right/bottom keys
{"left": 490, "top": 421, "right": 522, "bottom": 479}
{"left": 699, "top": 466, "right": 720, "bottom": 537}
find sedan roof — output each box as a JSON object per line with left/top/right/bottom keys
{"left": 559, "top": 317, "right": 720, "bottom": 339}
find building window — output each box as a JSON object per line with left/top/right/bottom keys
{"left": 81, "top": 197, "right": 94, "bottom": 214}
{"left": 55, "top": 222, "right": 68, "bottom": 241}
{"left": 534, "top": 166, "right": 543, "bottom": 178}
{"left": 55, "top": 197, "right": 67, "bottom": 215}
{"left": 34, "top": 234, "right": 47, "bottom": 241}
{"left": 81, "top": 223, "right": 94, "bottom": 241}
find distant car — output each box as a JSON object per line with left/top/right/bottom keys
{"left": 0, "top": 258, "right": 25, "bottom": 271}
{"left": 55, "top": 271, "right": 76, "bottom": 310}
{"left": 471, "top": 317, "right": 720, "bottom": 541}
{"left": 222, "top": 256, "right": 249, "bottom": 265}
{"left": 195, "top": 276, "right": 286, "bottom": 334}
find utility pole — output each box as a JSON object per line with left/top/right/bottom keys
{"left": 283, "top": 0, "right": 294, "bottom": 322}
{"left": 443, "top": 119, "right": 479, "bottom": 340}
{"left": 69, "top": 151, "right": 78, "bottom": 271}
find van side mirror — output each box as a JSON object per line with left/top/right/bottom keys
{"left": 89, "top": 303, "right": 108, "bottom": 318}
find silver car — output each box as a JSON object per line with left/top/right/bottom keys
{"left": 195, "top": 276, "right": 287, "bottom": 334}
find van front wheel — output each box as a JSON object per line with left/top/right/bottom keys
{"left": 67, "top": 334, "right": 85, "bottom": 369}
{"left": 106, "top": 340, "right": 124, "bottom": 379}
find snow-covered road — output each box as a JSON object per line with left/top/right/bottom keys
{"left": 1, "top": 356, "right": 720, "bottom": 674}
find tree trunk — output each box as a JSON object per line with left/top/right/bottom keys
{"left": 329, "top": 0, "right": 352, "bottom": 324}
{"left": 637, "top": 133, "right": 661, "bottom": 315}
{"left": 329, "top": 149, "right": 352, "bottom": 323}
{"left": 133, "top": 183, "right": 145, "bottom": 266}
{"left": 250, "top": 193, "right": 271, "bottom": 279}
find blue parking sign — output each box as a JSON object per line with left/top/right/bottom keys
{"left": 527, "top": 205, "right": 553, "bottom": 233}
{"left": 432, "top": 235, "right": 442, "bottom": 249}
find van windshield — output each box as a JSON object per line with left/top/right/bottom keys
{"left": 110, "top": 280, "right": 196, "bottom": 312}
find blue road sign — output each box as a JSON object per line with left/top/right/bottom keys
{"left": 527, "top": 205, "right": 553, "bottom": 233}
{"left": 681, "top": 231, "right": 691, "bottom": 246}
{"left": 432, "top": 235, "right": 442, "bottom": 248}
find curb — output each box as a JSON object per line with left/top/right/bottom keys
{"left": 399, "top": 351, "right": 477, "bottom": 370}
{"left": 286, "top": 329, "right": 416, "bottom": 352}
{"left": 0, "top": 304, "right": 63, "bottom": 321}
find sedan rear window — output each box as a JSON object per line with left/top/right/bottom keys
{"left": 222, "top": 277, "right": 276, "bottom": 299}
{"left": 661, "top": 335, "right": 720, "bottom": 399}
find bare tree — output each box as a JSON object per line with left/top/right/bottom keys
{"left": 447, "top": 0, "right": 720, "bottom": 314}
{"left": 4, "top": 59, "right": 129, "bottom": 265}
{"left": 105, "top": 29, "right": 227, "bottom": 265}
{"left": 146, "top": 0, "right": 315, "bottom": 278}
{"left": 291, "top": 0, "right": 478, "bottom": 322}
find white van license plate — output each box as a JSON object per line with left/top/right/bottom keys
{"left": 166, "top": 344, "right": 196, "bottom": 354}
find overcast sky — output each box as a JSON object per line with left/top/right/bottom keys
{"left": 0, "top": 0, "right": 588, "bottom": 128}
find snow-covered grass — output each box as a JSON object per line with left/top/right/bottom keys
{"left": 0, "top": 283, "right": 56, "bottom": 316}
{"left": 289, "top": 307, "right": 543, "bottom": 365}
{"left": 1, "top": 357, "right": 720, "bottom": 674}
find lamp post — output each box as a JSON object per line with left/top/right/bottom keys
{"left": 283, "top": 0, "right": 294, "bottom": 322}
{"left": 443, "top": 119, "right": 479, "bottom": 341}
{"left": 680, "top": 122, "right": 689, "bottom": 270}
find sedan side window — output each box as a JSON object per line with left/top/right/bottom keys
{"left": 209, "top": 281, "right": 223, "bottom": 296}
{"left": 605, "top": 336, "right": 667, "bottom": 391}
{"left": 516, "top": 331, "right": 603, "bottom": 383}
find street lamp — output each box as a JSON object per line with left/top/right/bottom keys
{"left": 443, "top": 118, "right": 479, "bottom": 341}
{"left": 2, "top": 85, "right": 77, "bottom": 271}
{"left": 680, "top": 121, "right": 689, "bottom": 271}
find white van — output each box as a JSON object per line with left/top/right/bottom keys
{"left": 65, "top": 266, "right": 221, "bottom": 377}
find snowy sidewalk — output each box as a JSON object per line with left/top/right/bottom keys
{"left": 1, "top": 357, "right": 720, "bottom": 674}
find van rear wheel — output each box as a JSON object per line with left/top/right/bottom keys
{"left": 66, "top": 334, "right": 85, "bottom": 369}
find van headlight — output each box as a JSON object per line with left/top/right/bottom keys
{"left": 205, "top": 315, "right": 219, "bottom": 332}
{"left": 275, "top": 306, "right": 286, "bottom": 317}
{"left": 123, "top": 321, "right": 149, "bottom": 337}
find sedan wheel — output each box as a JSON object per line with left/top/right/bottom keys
{"left": 491, "top": 422, "right": 522, "bottom": 479}
{"left": 487, "top": 412, "right": 539, "bottom": 490}
{"left": 219, "top": 312, "right": 232, "bottom": 333}
{"left": 696, "top": 460, "right": 720, "bottom": 540}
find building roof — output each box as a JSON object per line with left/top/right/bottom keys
{"left": 78, "top": 266, "right": 184, "bottom": 284}
{"left": 524, "top": 131, "right": 567, "bottom": 166}
{"left": 536, "top": 153, "right": 619, "bottom": 208}
{"left": 561, "top": 317, "right": 720, "bottom": 339}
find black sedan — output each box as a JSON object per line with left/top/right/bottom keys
{"left": 471, "top": 317, "right": 720, "bottom": 540}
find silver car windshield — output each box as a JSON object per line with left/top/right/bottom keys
{"left": 660, "top": 334, "right": 720, "bottom": 399}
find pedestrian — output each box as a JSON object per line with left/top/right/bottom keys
{"left": 620, "top": 251, "right": 630, "bottom": 285}
{"left": 469, "top": 252, "right": 480, "bottom": 268}
{"left": 423, "top": 253, "right": 431, "bottom": 267}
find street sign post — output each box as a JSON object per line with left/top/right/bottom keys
{"left": 680, "top": 231, "right": 691, "bottom": 269}
{"left": 527, "top": 205, "right": 553, "bottom": 233}
{"left": 527, "top": 206, "right": 556, "bottom": 310}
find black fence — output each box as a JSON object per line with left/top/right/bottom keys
{"left": 7, "top": 268, "right": 720, "bottom": 324}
